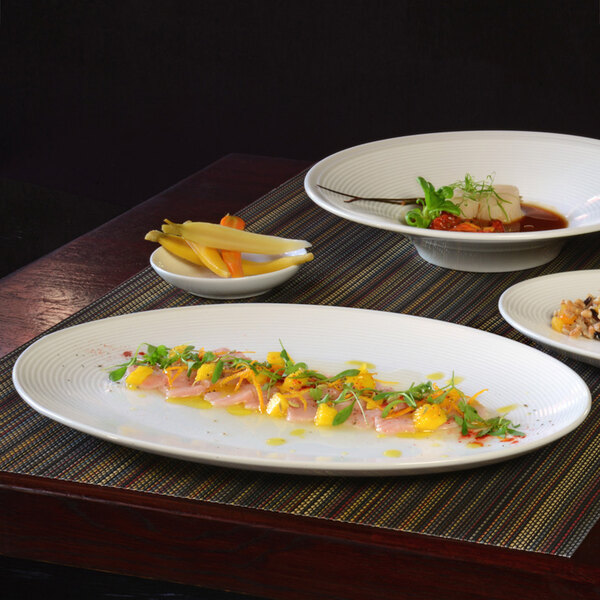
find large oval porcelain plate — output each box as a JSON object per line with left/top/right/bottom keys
{"left": 13, "top": 304, "right": 590, "bottom": 475}
{"left": 499, "top": 270, "right": 600, "bottom": 368}
{"left": 304, "top": 131, "right": 600, "bottom": 272}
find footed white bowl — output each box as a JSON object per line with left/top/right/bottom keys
{"left": 304, "top": 130, "right": 600, "bottom": 272}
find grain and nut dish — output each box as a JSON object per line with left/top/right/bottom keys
{"left": 552, "top": 294, "right": 600, "bottom": 339}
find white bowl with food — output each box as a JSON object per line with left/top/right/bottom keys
{"left": 499, "top": 270, "right": 600, "bottom": 367}
{"left": 304, "top": 131, "right": 600, "bottom": 272}
{"left": 150, "top": 247, "right": 311, "bottom": 299}
{"left": 147, "top": 220, "right": 313, "bottom": 299}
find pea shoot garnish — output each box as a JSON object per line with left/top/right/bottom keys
{"left": 455, "top": 401, "right": 524, "bottom": 438}
{"left": 405, "top": 177, "right": 461, "bottom": 228}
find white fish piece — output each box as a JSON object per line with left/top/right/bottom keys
{"left": 451, "top": 189, "right": 479, "bottom": 219}
{"left": 476, "top": 184, "right": 523, "bottom": 223}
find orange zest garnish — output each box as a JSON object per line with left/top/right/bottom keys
{"left": 468, "top": 389, "right": 488, "bottom": 404}
{"left": 216, "top": 367, "right": 265, "bottom": 412}
{"left": 164, "top": 365, "right": 186, "bottom": 387}
{"left": 382, "top": 405, "right": 412, "bottom": 419}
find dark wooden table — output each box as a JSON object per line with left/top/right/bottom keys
{"left": 1, "top": 154, "right": 598, "bottom": 599}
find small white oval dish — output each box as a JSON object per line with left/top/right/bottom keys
{"left": 150, "top": 247, "right": 308, "bottom": 299}
{"left": 499, "top": 270, "right": 600, "bottom": 368}
{"left": 304, "top": 130, "right": 600, "bottom": 272}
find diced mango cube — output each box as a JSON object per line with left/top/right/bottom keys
{"left": 556, "top": 303, "right": 577, "bottom": 325}
{"left": 266, "top": 393, "right": 288, "bottom": 418}
{"left": 551, "top": 316, "right": 564, "bottom": 333}
{"left": 267, "top": 351, "right": 286, "bottom": 369}
{"left": 413, "top": 404, "right": 448, "bottom": 432}
{"left": 365, "top": 397, "right": 382, "bottom": 410}
{"left": 255, "top": 372, "right": 271, "bottom": 386}
{"left": 172, "top": 345, "right": 189, "bottom": 354}
{"left": 195, "top": 362, "right": 216, "bottom": 382}
{"left": 314, "top": 403, "right": 338, "bottom": 427}
{"left": 345, "top": 366, "right": 375, "bottom": 390}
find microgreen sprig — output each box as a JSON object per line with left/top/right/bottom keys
{"left": 331, "top": 384, "right": 367, "bottom": 426}
{"left": 452, "top": 173, "right": 510, "bottom": 222}
{"left": 454, "top": 400, "right": 524, "bottom": 438}
{"left": 108, "top": 343, "right": 183, "bottom": 381}
{"left": 376, "top": 381, "right": 436, "bottom": 416}
{"left": 288, "top": 368, "right": 361, "bottom": 383}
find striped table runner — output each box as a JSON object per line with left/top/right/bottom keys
{"left": 2, "top": 171, "right": 599, "bottom": 557}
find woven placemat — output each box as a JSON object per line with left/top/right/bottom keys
{"left": 2, "top": 172, "right": 599, "bottom": 557}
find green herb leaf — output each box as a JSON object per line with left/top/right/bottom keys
{"left": 406, "top": 176, "right": 462, "bottom": 228}
{"left": 332, "top": 399, "right": 355, "bottom": 426}
{"left": 289, "top": 369, "right": 327, "bottom": 381}
{"left": 326, "top": 368, "right": 360, "bottom": 381}
{"left": 310, "top": 387, "right": 324, "bottom": 402}
{"left": 211, "top": 359, "right": 224, "bottom": 383}
{"left": 108, "top": 365, "right": 129, "bottom": 382}
{"left": 375, "top": 381, "right": 435, "bottom": 412}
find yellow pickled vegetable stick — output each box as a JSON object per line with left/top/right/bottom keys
{"left": 145, "top": 228, "right": 313, "bottom": 277}
{"left": 185, "top": 240, "right": 230, "bottom": 278}
{"left": 145, "top": 230, "right": 230, "bottom": 278}
{"left": 145, "top": 230, "right": 202, "bottom": 265}
{"left": 161, "top": 219, "right": 311, "bottom": 254}
{"left": 241, "top": 253, "right": 313, "bottom": 275}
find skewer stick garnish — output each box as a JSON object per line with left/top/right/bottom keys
{"left": 317, "top": 184, "right": 420, "bottom": 205}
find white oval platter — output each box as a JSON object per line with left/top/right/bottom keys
{"left": 12, "top": 304, "right": 591, "bottom": 475}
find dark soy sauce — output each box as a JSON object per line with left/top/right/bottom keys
{"left": 504, "top": 204, "right": 568, "bottom": 232}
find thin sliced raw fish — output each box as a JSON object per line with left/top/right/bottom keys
{"left": 205, "top": 383, "right": 257, "bottom": 407}
{"left": 127, "top": 368, "right": 167, "bottom": 391}
{"left": 286, "top": 394, "right": 318, "bottom": 422}
{"left": 374, "top": 414, "right": 416, "bottom": 434}
{"left": 166, "top": 378, "right": 211, "bottom": 399}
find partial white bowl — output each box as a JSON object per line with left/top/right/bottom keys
{"left": 150, "top": 247, "right": 307, "bottom": 299}
{"left": 499, "top": 270, "right": 600, "bottom": 368}
{"left": 304, "top": 131, "right": 600, "bottom": 272}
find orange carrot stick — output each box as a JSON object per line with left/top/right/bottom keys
{"left": 220, "top": 214, "right": 245, "bottom": 230}
{"left": 219, "top": 214, "right": 245, "bottom": 277}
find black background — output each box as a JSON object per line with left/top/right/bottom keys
{"left": 2, "top": 0, "right": 599, "bottom": 277}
